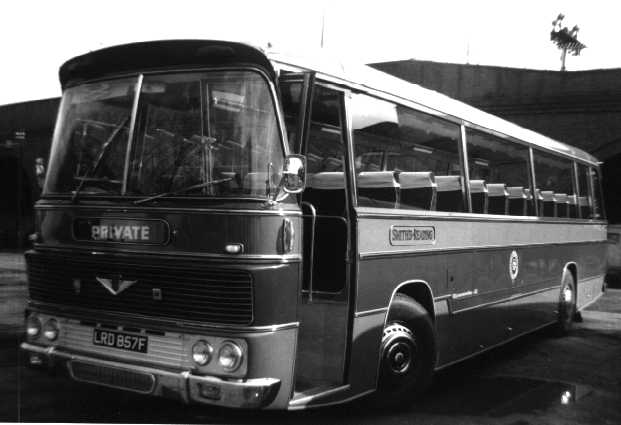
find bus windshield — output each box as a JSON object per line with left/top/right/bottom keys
{"left": 44, "top": 70, "right": 284, "bottom": 199}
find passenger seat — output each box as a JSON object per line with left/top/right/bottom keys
{"left": 399, "top": 171, "right": 436, "bottom": 210}
{"left": 487, "top": 183, "right": 509, "bottom": 215}
{"left": 470, "top": 179, "right": 488, "bottom": 214}
{"left": 357, "top": 171, "right": 399, "bottom": 208}
{"left": 435, "top": 175, "right": 463, "bottom": 212}
{"left": 304, "top": 172, "right": 346, "bottom": 216}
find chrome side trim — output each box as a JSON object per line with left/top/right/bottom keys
{"left": 359, "top": 239, "right": 606, "bottom": 260}
{"left": 354, "top": 307, "right": 388, "bottom": 318}
{"left": 451, "top": 289, "right": 478, "bottom": 300}
{"left": 32, "top": 245, "right": 302, "bottom": 263}
{"left": 433, "top": 294, "right": 452, "bottom": 302}
{"left": 355, "top": 207, "right": 606, "bottom": 223}
{"left": 288, "top": 384, "right": 350, "bottom": 407}
{"left": 450, "top": 285, "right": 558, "bottom": 315}
{"left": 291, "top": 389, "right": 375, "bottom": 410}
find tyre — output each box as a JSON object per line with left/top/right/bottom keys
{"left": 374, "top": 293, "right": 436, "bottom": 407}
{"left": 554, "top": 270, "right": 576, "bottom": 336}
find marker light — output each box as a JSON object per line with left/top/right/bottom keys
{"left": 218, "top": 341, "right": 243, "bottom": 371}
{"left": 26, "top": 315, "right": 41, "bottom": 338}
{"left": 225, "top": 244, "right": 244, "bottom": 254}
{"left": 42, "top": 319, "right": 59, "bottom": 341}
{"left": 192, "top": 340, "right": 214, "bottom": 366}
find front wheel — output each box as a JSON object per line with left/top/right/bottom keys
{"left": 375, "top": 293, "right": 436, "bottom": 407}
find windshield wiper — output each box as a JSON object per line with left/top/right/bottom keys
{"left": 133, "top": 177, "right": 233, "bottom": 205}
{"left": 71, "top": 116, "right": 130, "bottom": 203}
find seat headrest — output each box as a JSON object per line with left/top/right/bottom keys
{"left": 357, "top": 171, "right": 399, "bottom": 188}
{"left": 540, "top": 190, "right": 555, "bottom": 202}
{"left": 487, "top": 183, "right": 508, "bottom": 197}
{"left": 469, "top": 179, "right": 487, "bottom": 194}
{"left": 554, "top": 193, "right": 568, "bottom": 203}
{"left": 507, "top": 186, "right": 526, "bottom": 199}
{"left": 309, "top": 172, "right": 346, "bottom": 190}
{"left": 435, "top": 175, "right": 461, "bottom": 192}
{"left": 578, "top": 196, "right": 589, "bottom": 207}
{"left": 399, "top": 172, "right": 435, "bottom": 189}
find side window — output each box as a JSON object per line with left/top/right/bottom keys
{"left": 590, "top": 167, "right": 605, "bottom": 219}
{"left": 533, "top": 150, "right": 576, "bottom": 218}
{"left": 306, "top": 86, "right": 345, "bottom": 174}
{"left": 577, "top": 163, "right": 591, "bottom": 218}
{"left": 466, "top": 130, "right": 532, "bottom": 215}
{"left": 300, "top": 85, "right": 347, "bottom": 217}
{"left": 351, "top": 93, "right": 463, "bottom": 212}
{"left": 278, "top": 80, "right": 302, "bottom": 152}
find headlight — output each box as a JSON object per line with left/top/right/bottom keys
{"left": 42, "top": 319, "right": 59, "bottom": 341}
{"left": 218, "top": 341, "right": 243, "bottom": 371}
{"left": 26, "top": 315, "right": 41, "bottom": 338}
{"left": 192, "top": 340, "right": 214, "bottom": 366}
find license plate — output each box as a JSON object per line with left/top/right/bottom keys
{"left": 93, "top": 329, "right": 148, "bottom": 353}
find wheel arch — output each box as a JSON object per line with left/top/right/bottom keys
{"left": 563, "top": 261, "right": 578, "bottom": 287}
{"left": 562, "top": 261, "right": 578, "bottom": 303}
{"left": 384, "top": 279, "right": 436, "bottom": 328}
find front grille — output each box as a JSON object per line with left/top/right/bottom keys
{"left": 27, "top": 252, "right": 253, "bottom": 325}
{"left": 70, "top": 361, "right": 155, "bottom": 393}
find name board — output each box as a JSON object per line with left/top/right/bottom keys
{"left": 389, "top": 225, "right": 436, "bottom": 246}
{"left": 73, "top": 218, "right": 169, "bottom": 245}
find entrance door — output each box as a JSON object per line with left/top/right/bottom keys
{"left": 279, "top": 75, "right": 351, "bottom": 392}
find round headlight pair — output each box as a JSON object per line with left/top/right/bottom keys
{"left": 192, "top": 340, "right": 214, "bottom": 366}
{"left": 26, "top": 315, "right": 42, "bottom": 338}
{"left": 26, "top": 316, "right": 59, "bottom": 341}
{"left": 191, "top": 340, "right": 243, "bottom": 371}
{"left": 42, "top": 319, "right": 59, "bottom": 341}
{"left": 218, "top": 342, "right": 243, "bottom": 371}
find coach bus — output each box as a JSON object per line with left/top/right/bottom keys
{"left": 21, "top": 40, "right": 607, "bottom": 409}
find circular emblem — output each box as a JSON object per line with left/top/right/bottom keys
{"left": 509, "top": 250, "right": 519, "bottom": 281}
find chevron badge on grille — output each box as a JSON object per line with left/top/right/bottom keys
{"left": 96, "top": 275, "right": 137, "bottom": 295}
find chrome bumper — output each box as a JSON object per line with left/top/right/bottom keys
{"left": 20, "top": 342, "right": 281, "bottom": 409}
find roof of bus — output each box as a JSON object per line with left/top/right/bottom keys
{"left": 267, "top": 48, "right": 600, "bottom": 165}
{"left": 59, "top": 39, "right": 598, "bottom": 165}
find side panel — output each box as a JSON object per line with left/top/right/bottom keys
{"left": 348, "top": 212, "right": 606, "bottom": 392}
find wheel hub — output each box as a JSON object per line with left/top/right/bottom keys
{"left": 563, "top": 286, "right": 573, "bottom": 303}
{"left": 382, "top": 324, "right": 416, "bottom": 375}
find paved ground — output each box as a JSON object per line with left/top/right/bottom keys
{"left": 1, "top": 252, "right": 620, "bottom": 424}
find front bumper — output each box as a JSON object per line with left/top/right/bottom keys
{"left": 21, "top": 342, "right": 281, "bottom": 409}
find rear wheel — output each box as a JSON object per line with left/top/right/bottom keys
{"left": 555, "top": 270, "right": 576, "bottom": 336}
{"left": 375, "top": 293, "right": 435, "bottom": 407}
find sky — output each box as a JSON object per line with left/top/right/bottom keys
{"left": 1, "top": 0, "right": 620, "bottom": 106}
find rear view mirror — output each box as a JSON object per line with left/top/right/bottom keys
{"left": 282, "top": 154, "right": 306, "bottom": 194}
